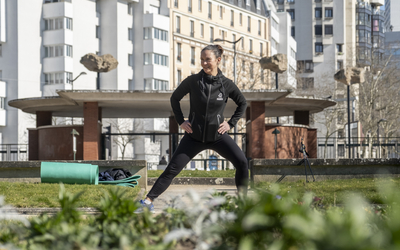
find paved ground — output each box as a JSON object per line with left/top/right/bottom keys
{"left": 143, "top": 185, "right": 237, "bottom": 214}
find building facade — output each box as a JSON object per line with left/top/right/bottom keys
{"left": 169, "top": 0, "right": 271, "bottom": 90}
{"left": 272, "top": 0, "right": 385, "bottom": 158}
{"left": 384, "top": 0, "right": 400, "bottom": 32}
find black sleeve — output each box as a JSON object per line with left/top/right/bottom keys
{"left": 227, "top": 82, "right": 247, "bottom": 128}
{"left": 170, "top": 76, "right": 192, "bottom": 125}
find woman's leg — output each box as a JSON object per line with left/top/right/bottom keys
{"left": 147, "top": 135, "right": 205, "bottom": 201}
{"left": 209, "top": 133, "right": 248, "bottom": 194}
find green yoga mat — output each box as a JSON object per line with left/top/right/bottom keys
{"left": 41, "top": 162, "right": 141, "bottom": 188}
{"left": 41, "top": 162, "right": 99, "bottom": 185}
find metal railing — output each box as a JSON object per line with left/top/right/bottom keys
{"left": 317, "top": 137, "right": 400, "bottom": 159}
{"left": 0, "top": 144, "right": 28, "bottom": 161}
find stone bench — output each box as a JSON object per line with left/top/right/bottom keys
{"left": 0, "top": 160, "right": 147, "bottom": 190}
{"left": 250, "top": 158, "right": 400, "bottom": 183}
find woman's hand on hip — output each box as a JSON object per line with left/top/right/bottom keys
{"left": 180, "top": 120, "right": 193, "bottom": 133}
{"left": 218, "top": 121, "right": 231, "bottom": 134}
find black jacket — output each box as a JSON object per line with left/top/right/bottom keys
{"left": 170, "top": 69, "right": 247, "bottom": 142}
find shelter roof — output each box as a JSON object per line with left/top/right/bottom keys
{"left": 8, "top": 90, "right": 336, "bottom": 118}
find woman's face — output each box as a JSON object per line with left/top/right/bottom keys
{"left": 201, "top": 50, "right": 221, "bottom": 75}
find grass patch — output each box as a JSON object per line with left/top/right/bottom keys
{"left": 256, "top": 177, "right": 400, "bottom": 205}
{"left": 0, "top": 182, "right": 140, "bottom": 208}
{"left": 148, "top": 169, "right": 236, "bottom": 178}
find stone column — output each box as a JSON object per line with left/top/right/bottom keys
{"left": 169, "top": 115, "right": 179, "bottom": 160}
{"left": 246, "top": 101, "right": 265, "bottom": 158}
{"left": 83, "top": 102, "right": 100, "bottom": 160}
{"left": 294, "top": 111, "right": 310, "bottom": 126}
{"left": 36, "top": 111, "right": 52, "bottom": 127}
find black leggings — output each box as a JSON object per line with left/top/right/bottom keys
{"left": 147, "top": 133, "right": 248, "bottom": 200}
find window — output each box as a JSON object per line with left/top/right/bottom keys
{"left": 128, "top": 28, "right": 132, "bottom": 41}
{"left": 287, "top": 9, "right": 295, "bottom": 20}
{"left": 287, "top": 0, "right": 294, "bottom": 3}
{"left": 261, "top": 69, "right": 264, "bottom": 83}
{"left": 337, "top": 44, "right": 343, "bottom": 53}
{"left": 188, "top": 0, "right": 192, "bottom": 12}
{"left": 66, "top": 45, "right": 72, "bottom": 57}
{"left": 44, "top": 72, "right": 72, "bottom": 85}
{"left": 152, "top": 79, "right": 169, "bottom": 90}
{"left": 0, "top": 70, "right": 2, "bottom": 80}
{"left": 0, "top": 97, "right": 4, "bottom": 109}
{"left": 174, "top": 0, "right": 178, "bottom": 7}
{"left": 45, "top": 17, "right": 72, "bottom": 30}
{"left": 154, "top": 28, "right": 168, "bottom": 41}
{"left": 242, "top": 60, "right": 245, "bottom": 71}
{"left": 337, "top": 60, "right": 343, "bottom": 70}
{"left": 260, "top": 42, "right": 263, "bottom": 56}
{"left": 128, "top": 54, "right": 133, "bottom": 66}
{"left": 232, "top": 34, "right": 236, "bottom": 49}
{"left": 315, "top": 25, "right": 322, "bottom": 35}
{"left": 315, "top": 42, "right": 323, "bottom": 53}
{"left": 239, "top": 13, "right": 242, "bottom": 25}
{"left": 219, "top": 5, "right": 223, "bottom": 19}
{"left": 291, "top": 26, "right": 295, "bottom": 37}
{"left": 271, "top": 39, "right": 278, "bottom": 50}
{"left": 241, "top": 38, "right": 244, "bottom": 49}
{"left": 208, "top": 2, "right": 212, "bottom": 19}
{"left": 154, "top": 53, "right": 168, "bottom": 66}
{"left": 96, "top": 25, "right": 100, "bottom": 38}
{"left": 222, "top": 55, "right": 226, "bottom": 69}
{"left": 176, "top": 16, "right": 180, "bottom": 33}
{"left": 231, "top": 10, "right": 234, "bottom": 26}
{"left": 200, "top": 23, "right": 204, "bottom": 37}
{"left": 149, "top": 5, "right": 160, "bottom": 14}
{"left": 247, "top": 16, "right": 251, "bottom": 31}
{"left": 249, "top": 39, "right": 253, "bottom": 54}
{"left": 298, "top": 78, "right": 314, "bottom": 90}
{"left": 190, "top": 21, "right": 194, "bottom": 37}
{"left": 0, "top": 45, "right": 2, "bottom": 57}
{"left": 144, "top": 53, "right": 168, "bottom": 66}
{"left": 325, "top": 25, "right": 333, "bottom": 35}
{"left": 325, "top": 8, "right": 333, "bottom": 18}
{"left": 221, "top": 30, "right": 225, "bottom": 41}
{"left": 272, "top": 18, "right": 279, "bottom": 30}
{"left": 191, "top": 47, "right": 195, "bottom": 65}
{"left": 177, "top": 69, "right": 182, "bottom": 85}
{"left": 305, "top": 61, "right": 314, "bottom": 72}
{"left": 315, "top": 8, "right": 322, "bottom": 18}
{"left": 250, "top": 63, "right": 254, "bottom": 79}
{"left": 258, "top": 20, "right": 261, "bottom": 35}
{"left": 198, "top": 0, "right": 202, "bottom": 11}
{"left": 128, "top": 3, "right": 132, "bottom": 15}
{"left": 177, "top": 43, "right": 182, "bottom": 62}
{"left": 289, "top": 66, "right": 296, "bottom": 76}
{"left": 290, "top": 48, "right": 296, "bottom": 59}
{"left": 210, "top": 27, "right": 214, "bottom": 42}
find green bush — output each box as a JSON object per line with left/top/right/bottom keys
{"left": 1, "top": 182, "right": 400, "bottom": 249}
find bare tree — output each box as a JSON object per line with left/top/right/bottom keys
{"left": 103, "top": 118, "right": 135, "bottom": 160}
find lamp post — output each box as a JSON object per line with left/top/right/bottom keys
{"left": 213, "top": 37, "right": 244, "bottom": 143}
{"left": 377, "top": 118, "right": 386, "bottom": 158}
{"left": 68, "top": 72, "right": 87, "bottom": 91}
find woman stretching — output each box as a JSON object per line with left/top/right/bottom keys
{"left": 136, "top": 44, "right": 248, "bottom": 213}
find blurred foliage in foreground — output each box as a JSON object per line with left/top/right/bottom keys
{"left": 1, "top": 180, "right": 400, "bottom": 250}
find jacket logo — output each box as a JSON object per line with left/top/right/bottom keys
{"left": 217, "top": 93, "right": 224, "bottom": 101}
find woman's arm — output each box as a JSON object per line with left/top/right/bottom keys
{"left": 227, "top": 83, "right": 247, "bottom": 129}
{"left": 170, "top": 76, "right": 192, "bottom": 125}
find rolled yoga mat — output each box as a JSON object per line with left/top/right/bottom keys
{"left": 41, "top": 162, "right": 99, "bottom": 185}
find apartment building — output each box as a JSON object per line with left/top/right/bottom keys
{"left": 169, "top": 0, "right": 271, "bottom": 90}
{"left": 384, "top": 0, "right": 400, "bottom": 32}
{"left": 273, "top": 0, "right": 385, "bottom": 157}
{"left": 0, "top": 0, "right": 170, "bottom": 160}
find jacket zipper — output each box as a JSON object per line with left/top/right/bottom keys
{"left": 190, "top": 112, "right": 195, "bottom": 125}
{"left": 202, "top": 84, "right": 212, "bottom": 142}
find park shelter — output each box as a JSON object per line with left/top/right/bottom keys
{"left": 8, "top": 90, "right": 336, "bottom": 160}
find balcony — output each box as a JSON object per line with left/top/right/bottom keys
{"left": 143, "top": 64, "right": 169, "bottom": 81}
{"left": 43, "top": 57, "right": 73, "bottom": 73}
{"left": 43, "top": 29, "right": 73, "bottom": 46}
{"left": 43, "top": 1, "right": 73, "bottom": 19}
{"left": 143, "top": 38, "right": 169, "bottom": 55}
